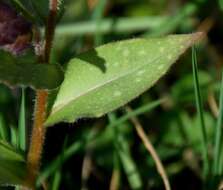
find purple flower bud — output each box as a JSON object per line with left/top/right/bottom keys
{"left": 0, "top": 2, "right": 32, "bottom": 55}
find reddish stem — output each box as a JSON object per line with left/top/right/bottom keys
{"left": 26, "top": 0, "right": 58, "bottom": 188}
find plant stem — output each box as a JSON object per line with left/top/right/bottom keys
{"left": 26, "top": 90, "right": 48, "bottom": 185}
{"left": 26, "top": 0, "right": 58, "bottom": 188}
{"left": 44, "top": 0, "right": 58, "bottom": 62}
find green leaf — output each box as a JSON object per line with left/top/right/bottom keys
{"left": 0, "top": 61, "right": 64, "bottom": 90}
{"left": 10, "top": 0, "right": 35, "bottom": 22}
{"left": 45, "top": 33, "right": 203, "bottom": 126}
{"left": 29, "top": 0, "right": 49, "bottom": 23}
{"left": 18, "top": 88, "right": 26, "bottom": 151}
{"left": 0, "top": 159, "right": 27, "bottom": 187}
{"left": 0, "top": 140, "right": 24, "bottom": 162}
{"left": 0, "top": 141, "right": 27, "bottom": 187}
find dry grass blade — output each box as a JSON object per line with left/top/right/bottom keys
{"left": 208, "top": 92, "right": 219, "bottom": 118}
{"left": 81, "top": 151, "right": 93, "bottom": 190}
{"left": 126, "top": 106, "right": 171, "bottom": 190}
{"left": 109, "top": 168, "right": 120, "bottom": 190}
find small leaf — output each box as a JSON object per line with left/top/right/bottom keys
{"left": 0, "top": 141, "right": 27, "bottom": 187}
{"left": 0, "top": 52, "right": 63, "bottom": 90}
{"left": 0, "top": 140, "right": 24, "bottom": 162}
{"left": 45, "top": 33, "right": 203, "bottom": 126}
{"left": 0, "top": 159, "right": 27, "bottom": 187}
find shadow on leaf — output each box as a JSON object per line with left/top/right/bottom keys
{"left": 78, "top": 49, "right": 106, "bottom": 73}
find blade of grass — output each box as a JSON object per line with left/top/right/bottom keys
{"left": 37, "top": 129, "right": 97, "bottom": 187}
{"left": 109, "top": 151, "right": 120, "bottom": 190}
{"left": 81, "top": 151, "right": 93, "bottom": 190}
{"left": 10, "top": 126, "right": 18, "bottom": 148}
{"left": 54, "top": 16, "right": 168, "bottom": 36}
{"left": 0, "top": 113, "right": 9, "bottom": 142}
{"left": 144, "top": 3, "right": 196, "bottom": 37}
{"left": 108, "top": 113, "right": 142, "bottom": 190}
{"left": 213, "top": 69, "right": 223, "bottom": 175}
{"left": 108, "top": 113, "right": 121, "bottom": 190}
{"left": 50, "top": 137, "right": 67, "bottom": 190}
{"left": 107, "top": 99, "right": 165, "bottom": 129}
{"left": 51, "top": 170, "right": 61, "bottom": 190}
{"left": 18, "top": 88, "right": 26, "bottom": 151}
{"left": 91, "top": 0, "right": 108, "bottom": 45}
{"left": 37, "top": 140, "right": 83, "bottom": 187}
{"left": 38, "top": 99, "right": 163, "bottom": 186}
{"left": 192, "top": 47, "right": 209, "bottom": 177}
{"left": 126, "top": 106, "right": 171, "bottom": 190}
{"left": 116, "top": 131, "right": 143, "bottom": 190}
{"left": 10, "top": 0, "right": 35, "bottom": 22}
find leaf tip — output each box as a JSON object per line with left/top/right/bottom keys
{"left": 190, "top": 32, "right": 205, "bottom": 44}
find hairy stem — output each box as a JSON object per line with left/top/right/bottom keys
{"left": 44, "top": 0, "right": 58, "bottom": 62}
{"left": 26, "top": 0, "right": 59, "bottom": 188}
{"left": 26, "top": 90, "right": 48, "bottom": 185}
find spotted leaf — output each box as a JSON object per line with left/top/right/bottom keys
{"left": 45, "top": 33, "right": 203, "bottom": 126}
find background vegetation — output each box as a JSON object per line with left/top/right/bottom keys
{"left": 1, "top": 0, "right": 223, "bottom": 189}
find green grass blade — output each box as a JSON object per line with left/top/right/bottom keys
{"left": 116, "top": 131, "right": 142, "bottom": 189}
{"left": 92, "top": 0, "right": 108, "bottom": 45}
{"left": 10, "top": 126, "right": 18, "bottom": 148}
{"left": 39, "top": 99, "right": 163, "bottom": 186}
{"left": 51, "top": 171, "right": 61, "bottom": 190}
{"left": 109, "top": 112, "right": 142, "bottom": 189}
{"left": 37, "top": 128, "right": 98, "bottom": 186}
{"left": 213, "top": 69, "right": 223, "bottom": 175}
{"left": 54, "top": 16, "right": 168, "bottom": 37}
{"left": 0, "top": 113, "right": 9, "bottom": 142}
{"left": 37, "top": 141, "right": 83, "bottom": 186}
{"left": 144, "top": 3, "right": 196, "bottom": 37}
{"left": 192, "top": 47, "right": 209, "bottom": 177}
{"left": 107, "top": 99, "right": 164, "bottom": 128}
{"left": 10, "top": 0, "right": 35, "bottom": 22}
{"left": 18, "top": 88, "right": 26, "bottom": 151}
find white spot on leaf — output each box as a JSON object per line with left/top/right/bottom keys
{"left": 137, "top": 70, "right": 146, "bottom": 76}
{"left": 113, "top": 62, "right": 119, "bottom": 67}
{"left": 123, "top": 49, "right": 130, "bottom": 57}
{"left": 114, "top": 91, "right": 122, "bottom": 97}
{"left": 135, "top": 78, "right": 142, "bottom": 82}
{"left": 159, "top": 47, "right": 164, "bottom": 53}
{"left": 139, "top": 50, "right": 146, "bottom": 55}
{"left": 180, "top": 45, "right": 184, "bottom": 49}
{"left": 167, "top": 55, "right": 173, "bottom": 60}
{"left": 158, "top": 64, "right": 164, "bottom": 70}
{"left": 157, "top": 41, "right": 161, "bottom": 45}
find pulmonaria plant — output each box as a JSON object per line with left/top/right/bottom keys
{"left": 0, "top": 0, "right": 203, "bottom": 190}
{"left": 0, "top": 2, "right": 32, "bottom": 55}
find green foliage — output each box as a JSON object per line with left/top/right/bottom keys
{"left": 0, "top": 51, "right": 64, "bottom": 90}
{"left": 171, "top": 71, "right": 212, "bottom": 103}
{"left": 0, "top": 141, "right": 26, "bottom": 187}
{"left": 18, "top": 88, "right": 26, "bottom": 151}
{"left": 192, "top": 47, "right": 209, "bottom": 177}
{"left": 0, "top": 140, "right": 24, "bottom": 161}
{"left": 0, "top": 0, "right": 222, "bottom": 189}
{"left": 0, "top": 159, "right": 26, "bottom": 187}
